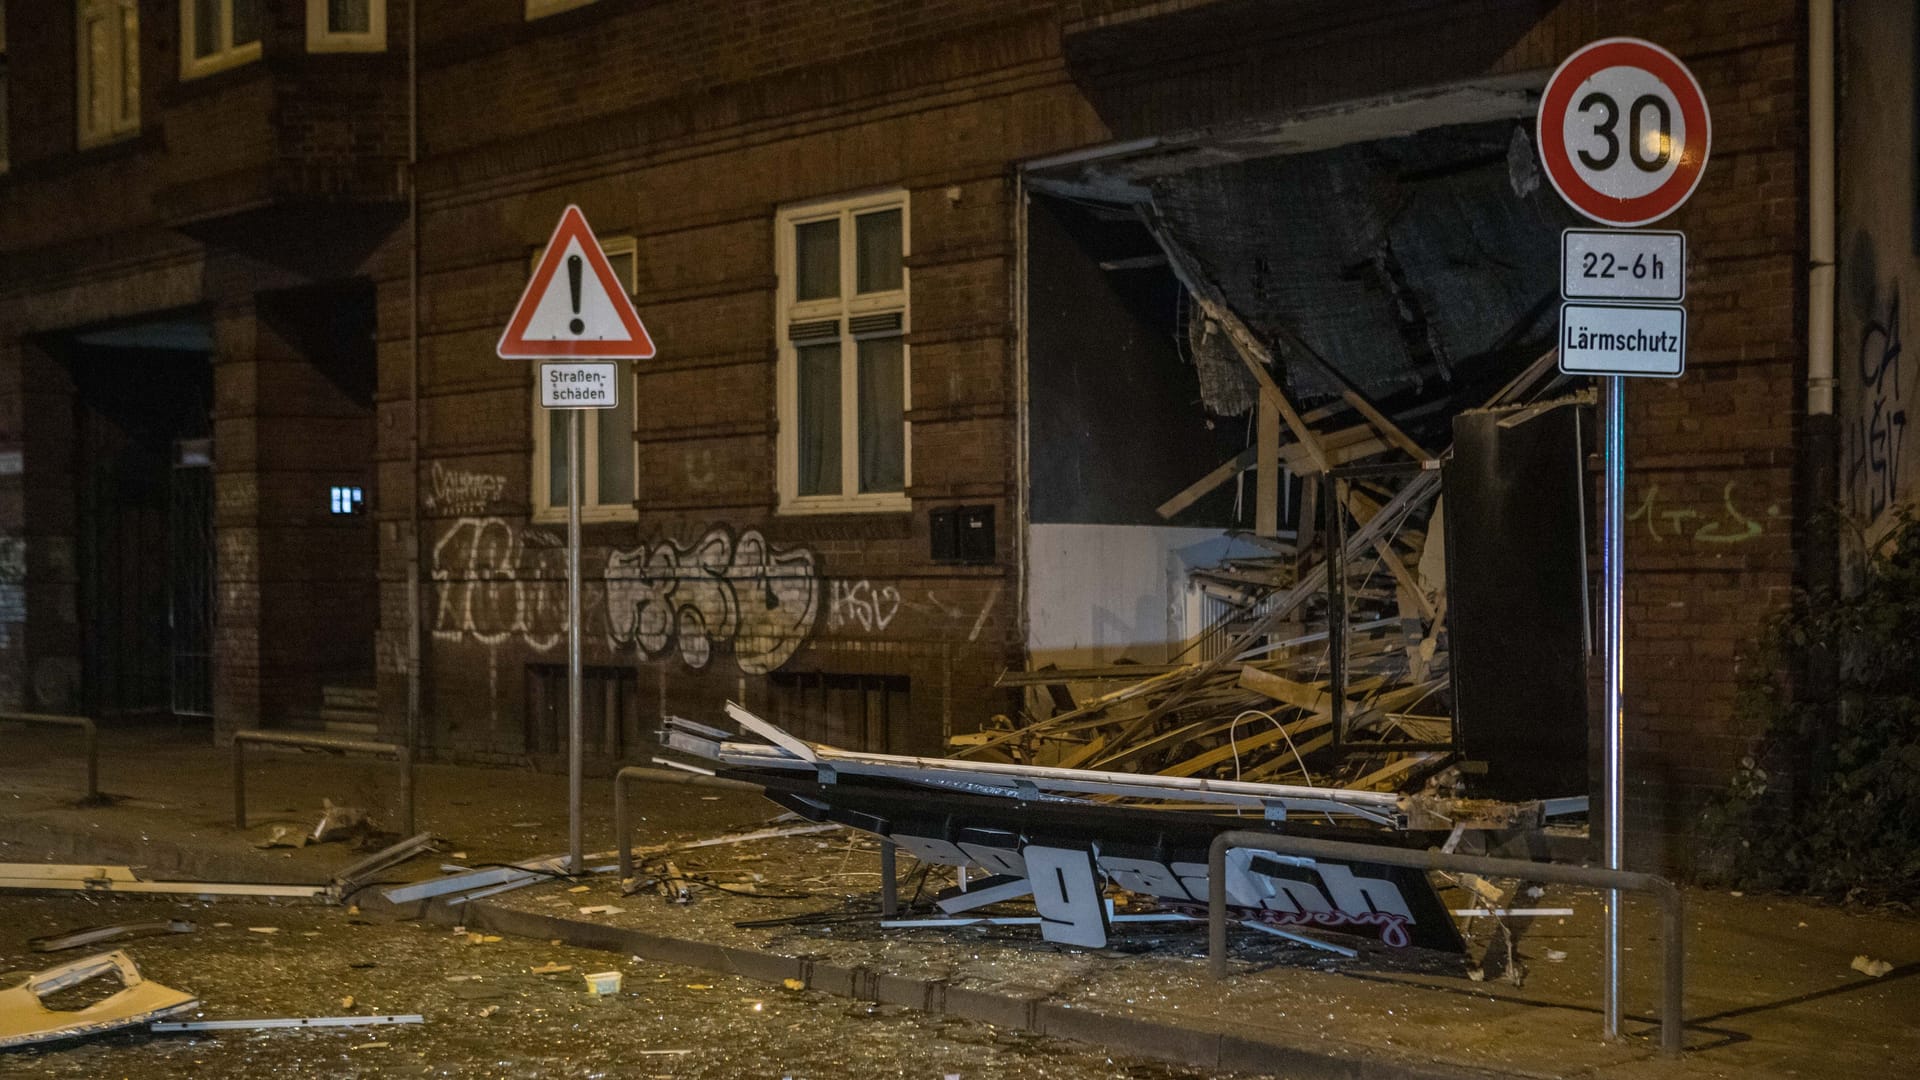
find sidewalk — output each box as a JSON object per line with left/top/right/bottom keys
{"left": 2, "top": 723, "right": 1915, "bottom": 1079}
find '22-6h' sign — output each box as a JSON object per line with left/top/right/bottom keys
{"left": 1537, "top": 38, "right": 1712, "bottom": 228}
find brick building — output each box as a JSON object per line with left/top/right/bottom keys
{"left": 0, "top": 0, "right": 1878, "bottom": 872}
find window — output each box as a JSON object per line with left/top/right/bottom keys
{"left": 180, "top": 0, "right": 261, "bottom": 79}
{"left": 776, "top": 192, "right": 910, "bottom": 514}
{"left": 307, "top": 0, "right": 385, "bottom": 53}
{"left": 76, "top": 0, "right": 138, "bottom": 148}
{"left": 526, "top": 0, "right": 600, "bottom": 19}
{"left": 530, "top": 238, "right": 638, "bottom": 523}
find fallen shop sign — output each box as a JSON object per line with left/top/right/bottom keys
{"left": 663, "top": 710, "right": 1465, "bottom": 952}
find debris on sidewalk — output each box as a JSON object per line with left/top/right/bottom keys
{"left": 584, "top": 971, "right": 622, "bottom": 996}
{"left": 530, "top": 962, "right": 572, "bottom": 975}
{"left": 0, "top": 950, "right": 198, "bottom": 1049}
{"left": 579, "top": 905, "right": 625, "bottom": 916}
{"left": 252, "top": 824, "right": 309, "bottom": 849}
{"left": 1851, "top": 954, "right": 1894, "bottom": 978}
{"left": 332, "top": 832, "right": 439, "bottom": 894}
{"left": 313, "top": 800, "right": 373, "bottom": 844}
{"left": 29, "top": 919, "right": 196, "bottom": 953}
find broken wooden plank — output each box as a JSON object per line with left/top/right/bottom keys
{"left": 1156, "top": 447, "right": 1256, "bottom": 520}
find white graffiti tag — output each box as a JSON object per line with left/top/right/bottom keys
{"left": 827, "top": 579, "right": 902, "bottom": 633}
{"left": 424, "top": 463, "right": 509, "bottom": 516}
{"left": 605, "top": 528, "right": 818, "bottom": 674}
{"left": 431, "top": 518, "right": 566, "bottom": 651}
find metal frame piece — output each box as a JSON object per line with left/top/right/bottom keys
{"left": 151, "top": 1014, "right": 424, "bottom": 1032}
{"left": 332, "top": 832, "right": 438, "bottom": 892}
{"left": 30, "top": 920, "right": 195, "bottom": 953}
{"left": 1, "top": 712, "right": 99, "bottom": 801}
{"left": 231, "top": 730, "right": 414, "bottom": 836}
{"left": 668, "top": 710, "right": 1408, "bottom": 827}
{"left": 1205, "top": 829, "right": 1684, "bottom": 1055}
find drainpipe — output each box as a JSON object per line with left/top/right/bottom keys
{"left": 406, "top": 0, "right": 424, "bottom": 757}
{"left": 1801, "top": 0, "right": 1839, "bottom": 797}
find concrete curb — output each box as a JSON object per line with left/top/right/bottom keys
{"left": 406, "top": 896, "right": 1559, "bottom": 1080}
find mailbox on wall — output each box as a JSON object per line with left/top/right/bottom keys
{"left": 930, "top": 505, "right": 995, "bottom": 565}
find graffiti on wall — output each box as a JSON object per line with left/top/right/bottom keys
{"left": 1846, "top": 289, "right": 1909, "bottom": 522}
{"left": 425, "top": 464, "right": 509, "bottom": 516}
{"left": 827, "top": 579, "right": 901, "bottom": 633}
{"left": 1628, "top": 482, "right": 1781, "bottom": 545}
{"left": 605, "top": 528, "right": 819, "bottom": 674}
{"left": 431, "top": 518, "right": 567, "bottom": 651}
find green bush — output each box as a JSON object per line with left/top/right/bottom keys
{"left": 1701, "top": 512, "right": 1920, "bottom": 904}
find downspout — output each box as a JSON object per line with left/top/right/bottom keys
{"left": 405, "top": 0, "right": 424, "bottom": 756}
{"left": 1801, "top": 0, "right": 1839, "bottom": 797}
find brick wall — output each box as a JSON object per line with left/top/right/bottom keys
{"left": 0, "top": 0, "right": 1820, "bottom": 874}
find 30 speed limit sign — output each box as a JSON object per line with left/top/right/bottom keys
{"left": 1537, "top": 37, "right": 1710, "bottom": 227}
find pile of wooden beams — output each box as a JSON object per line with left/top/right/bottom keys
{"left": 961, "top": 213, "right": 1569, "bottom": 806}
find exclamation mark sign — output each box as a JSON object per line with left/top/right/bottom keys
{"left": 566, "top": 254, "right": 585, "bottom": 335}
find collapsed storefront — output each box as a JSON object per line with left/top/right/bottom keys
{"left": 1014, "top": 82, "right": 1596, "bottom": 819}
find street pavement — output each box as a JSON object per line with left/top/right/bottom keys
{"left": 1, "top": 723, "right": 1915, "bottom": 1079}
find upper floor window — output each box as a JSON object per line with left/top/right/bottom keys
{"left": 308, "top": 0, "right": 385, "bottom": 52}
{"left": 77, "top": 0, "right": 139, "bottom": 148}
{"left": 530, "top": 237, "right": 639, "bottom": 523}
{"left": 181, "top": 0, "right": 261, "bottom": 80}
{"left": 526, "top": 0, "right": 600, "bottom": 19}
{"left": 776, "top": 192, "right": 911, "bottom": 514}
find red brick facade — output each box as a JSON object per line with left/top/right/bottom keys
{"left": 0, "top": 0, "right": 1818, "bottom": 872}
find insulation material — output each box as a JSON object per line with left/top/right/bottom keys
{"left": 1151, "top": 120, "right": 1573, "bottom": 410}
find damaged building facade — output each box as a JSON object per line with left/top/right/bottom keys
{"left": 0, "top": 0, "right": 1869, "bottom": 872}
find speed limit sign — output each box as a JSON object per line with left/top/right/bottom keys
{"left": 1537, "top": 38, "right": 1710, "bottom": 227}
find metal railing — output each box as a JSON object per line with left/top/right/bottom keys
{"left": 613, "top": 765, "right": 762, "bottom": 878}
{"left": 1, "top": 712, "right": 99, "bottom": 801}
{"left": 232, "top": 731, "right": 413, "bottom": 836}
{"left": 1206, "top": 829, "right": 1685, "bottom": 1056}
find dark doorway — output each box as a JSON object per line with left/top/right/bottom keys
{"left": 69, "top": 344, "right": 214, "bottom": 722}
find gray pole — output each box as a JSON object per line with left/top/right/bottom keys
{"left": 1603, "top": 373, "right": 1626, "bottom": 1038}
{"left": 568, "top": 408, "right": 584, "bottom": 877}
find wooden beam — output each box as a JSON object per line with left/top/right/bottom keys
{"left": 1156, "top": 446, "right": 1256, "bottom": 520}
{"left": 1257, "top": 394, "right": 1280, "bottom": 535}
{"left": 1237, "top": 666, "right": 1335, "bottom": 716}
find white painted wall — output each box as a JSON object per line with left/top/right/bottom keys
{"left": 1025, "top": 523, "right": 1269, "bottom": 669}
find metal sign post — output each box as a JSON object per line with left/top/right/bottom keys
{"left": 1602, "top": 373, "right": 1626, "bottom": 1038}
{"left": 498, "top": 204, "right": 656, "bottom": 879}
{"left": 1539, "top": 37, "right": 1709, "bottom": 1042}
{"left": 537, "top": 361, "right": 620, "bottom": 876}
{"left": 567, "top": 406, "right": 584, "bottom": 876}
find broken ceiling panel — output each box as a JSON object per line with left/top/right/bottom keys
{"left": 1150, "top": 120, "right": 1576, "bottom": 406}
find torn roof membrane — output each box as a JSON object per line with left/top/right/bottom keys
{"left": 1150, "top": 119, "right": 1574, "bottom": 406}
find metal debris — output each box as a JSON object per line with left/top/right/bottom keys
{"left": 29, "top": 920, "right": 196, "bottom": 954}
{"left": 0, "top": 950, "right": 198, "bottom": 1049}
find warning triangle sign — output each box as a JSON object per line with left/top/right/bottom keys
{"left": 497, "top": 205, "right": 657, "bottom": 359}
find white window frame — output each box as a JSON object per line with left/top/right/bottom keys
{"left": 530, "top": 236, "right": 640, "bottom": 525}
{"left": 180, "top": 0, "right": 262, "bottom": 80}
{"left": 526, "top": 0, "right": 600, "bottom": 19}
{"left": 775, "top": 190, "right": 912, "bottom": 515}
{"left": 307, "top": 0, "right": 386, "bottom": 53}
{"left": 76, "top": 0, "right": 139, "bottom": 149}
